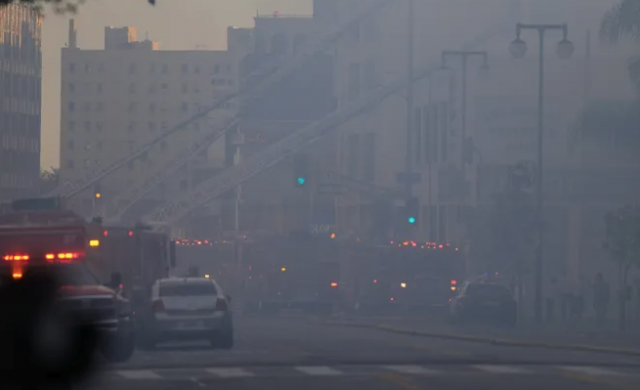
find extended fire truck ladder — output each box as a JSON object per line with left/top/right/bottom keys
{"left": 142, "top": 22, "right": 511, "bottom": 227}
{"left": 48, "top": 0, "right": 394, "bottom": 202}
{"left": 103, "top": 1, "right": 393, "bottom": 221}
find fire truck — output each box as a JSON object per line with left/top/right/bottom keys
{"left": 346, "top": 240, "right": 465, "bottom": 315}
{"left": 0, "top": 197, "right": 175, "bottom": 362}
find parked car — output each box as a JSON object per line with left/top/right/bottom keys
{"left": 447, "top": 282, "right": 517, "bottom": 327}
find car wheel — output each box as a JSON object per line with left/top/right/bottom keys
{"left": 100, "top": 332, "right": 136, "bottom": 363}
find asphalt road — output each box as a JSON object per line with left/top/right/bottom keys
{"left": 82, "top": 316, "right": 640, "bottom": 390}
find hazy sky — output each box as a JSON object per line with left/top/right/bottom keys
{"left": 40, "top": 0, "right": 312, "bottom": 169}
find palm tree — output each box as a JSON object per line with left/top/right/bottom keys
{"left": 600, "top": 0, "right": 640, "bottom": 94}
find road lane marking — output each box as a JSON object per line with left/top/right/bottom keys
{"left": 116, "top": 370, "right": 162, "bottom": 379}
{"left": 473, "top": 365, "right": 532, "bottom": 374}
{"left": 560, "top": 367, "right": 627, "bottom": 377}
{"left": 295, "top": 366, "right": 343, "bottom": 376}
{"left": 378, "top": 373, "right": 430, "bottom": 390}
{"left": 383, "top": 365, "right": 439, "bottom": 375}
{"left": 205, "top": 368, "right": 254, "bottom": 378}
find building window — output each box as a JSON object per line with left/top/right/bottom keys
{"left": 181, "top": 102, "right": 188, "bottom": 112}
{"left": 149, "top": 83, "right": 156, "bottom": 93}
{"left": 98, "top": 63, "right": 104, "bottom": 73}
{"left": 128, "top": 122, "right": 136, "bottom": 132}
{"left": 161, "top": 82, "right": 168, "bottom": 90}
{"left": 96, "top": 102, "right": 104, "bottom": 112}
{"left": 150, "top": 63, "right": 156, "bottom": 73}
{"left": 84, "top": 121, "right": 91, "bottom": 132}
{"left": 97, "top": 141, "right": 103, "bottom": 151}
{"left": 96, "top": 83, "right": 103, "bottom": 93}
{"left": 149, "top": 103, "right": 156, "bottom": 113}
{"left": 68, "top": 121, "right": 76, "bottom": 132}
{"left": 84, "top": 159, "right": 91, "bottom": 168}
{"left": 128, "top": 63, "right": 137, "bottom": 74}
{"left": 83, "top": 102, "right": 91, "bottom": 112}
{"left": 160, "top": 140, "right": 167, "bottom": 150}
{"left": 84, "top": 63, "right": 92, "bottom": 73}
{"left": 148, "top": 122, "right": 156, "bottom": 131}
{"left": 67, "top": 160, "right": 75, "bottom": 169}
{"left": 225, "top": 64, "right": 232, "bottom": 74}
{"left": 182, "top": 82, "right": 188, "bottom": 93}
{"left": 68, "top": 82, "right": 75, "bottom": 93}
{"left": 84, "top": 144, "right": 91, "bottom": 151}
{"left": 67, "top": 140, "right": 75, "bottom": 150}
{"left": 194, "top": 66, "right": 200, "bottom": 74}
{"left": 347, "top": 63, "right": 361, "bottom": 100}
{"left": 128, "top": 83, "right": 136, "bottom": 93}
{"left": 68, "top": 102, "right": 75, "bottom": 112}
{"left": 214, "top": 64, "right": 220, "bottom": 74}
{"left": 181, "top": 64, "right": 188, "bottom": 73}
{"left": 128, "top": 102, "right": 137, "bottom": 113}
{"left": 161, "top": 64, "right": 168, "bottom": 73}
{"left": 68, "top": 63, "right": 75, "bottom": 73}
{"left": 96, "top": 122, "right": 103, "bottom": 132}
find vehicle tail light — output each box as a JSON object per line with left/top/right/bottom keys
{"left": 215, "top": 297, "right": 228, "bottom": 311}
{"left": 152, "top": 299, "right": 165, "bottom": 312}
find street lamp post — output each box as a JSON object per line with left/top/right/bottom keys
{"left": 441, "top": 50, "right": 489, "bottom": 174}
{"left": 509, "top": 23, "right": 574, "bottom": 323}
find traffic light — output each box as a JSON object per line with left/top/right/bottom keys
{"left": 463, "top": 136, "right": 474, "bottom": 164}
{"left": 405, "top": 197, "right": 419, "bottom": 226}
{"left": 293, "top": 154, "right": 310, "bottom": 188}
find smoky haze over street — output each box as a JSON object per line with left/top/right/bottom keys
{"left": 1, "top": 1, "right": 640, "bottom": 390}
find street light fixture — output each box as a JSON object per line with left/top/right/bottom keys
{"left": 509, "top": 23, "right": 573, "bottom": 324}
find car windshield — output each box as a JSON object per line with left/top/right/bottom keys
{"left": 159, "top": 281, "right": 218, "bottom": 297}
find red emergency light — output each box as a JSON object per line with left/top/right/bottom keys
{"left": 451, "top": 279, "right": 457, "bottom": 285}
{"left": 3, "top": 254, "right": 30, "bottom": 261}
{"left": 4, "top": 252, "right": 82, "bottom": 263}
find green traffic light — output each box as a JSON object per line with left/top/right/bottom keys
{"left": 297, "top": 177, "right": 306, "bottom": 185}
{"left": 408, "top": 217, "right": 416, "bottom": 224}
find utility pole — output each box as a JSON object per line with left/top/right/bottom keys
{"left": 405, "top": 0, "right": 415, "bottom": 201}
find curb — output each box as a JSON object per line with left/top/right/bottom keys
{"left": 316, "top": 320, "right": 640, "bottom": 357}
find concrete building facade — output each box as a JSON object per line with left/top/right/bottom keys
{"left": 0, "top": 4, "right": 42, "bottom": 201}
{"left": 59, "top": 20, "right": 248, "bottom": 220}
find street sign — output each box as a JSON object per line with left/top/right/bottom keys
{"left": 309, "top": 224, "right": 335, "bottom": 234}
{"left": 317, "top": 183, "right": 346, "bottom": 195}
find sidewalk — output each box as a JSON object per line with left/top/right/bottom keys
{"left": 325, "top": 315, "right": 640, "bottom": 351}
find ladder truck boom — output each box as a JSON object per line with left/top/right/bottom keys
{"left": 144, "top": 70, "right": 432, "bottom": 225}
{"left": 141, "top": 22, "right": 511, "bottom": 227}
{"left": 104, "top": 119, "right": 239, "bottom": 221}
{"left": 47, "top": 0, "right": 394, "bottom": 201}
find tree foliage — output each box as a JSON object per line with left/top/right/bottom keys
{"left": 603, "top": 204, "right": 640, "bottom": 274}
{"left": 38, "top": 167, "right": 59, "bottom": 195}
{"left": 0, "top": 0, "right": 155, "bottom": 13}
{"left": 600, "top": 0, "right": 640, "bottom": 95}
